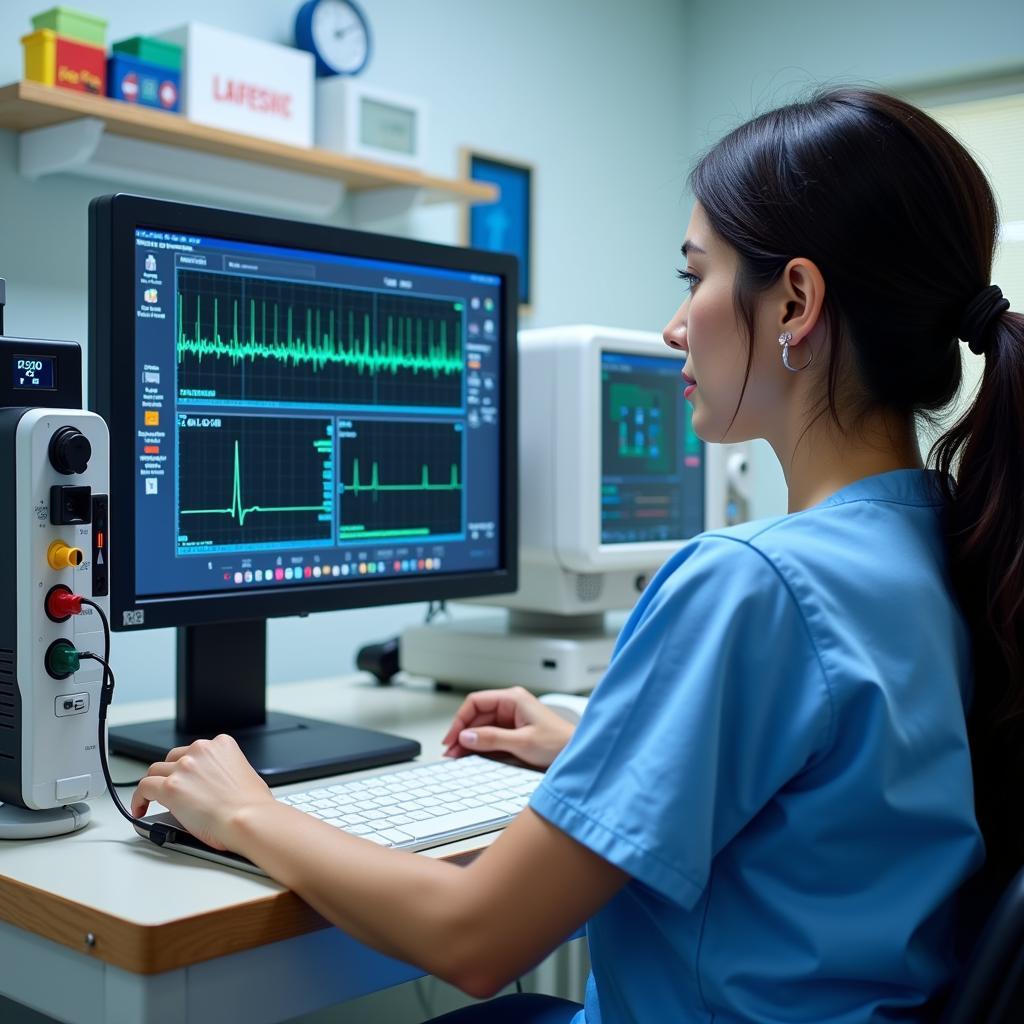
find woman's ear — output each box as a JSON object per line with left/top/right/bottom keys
{"left": 778, "top": 258, "right": 826, "bottom": 349}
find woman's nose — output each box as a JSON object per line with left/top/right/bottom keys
{"left": 663, "top": 307, "right": 688, "bottom": 352}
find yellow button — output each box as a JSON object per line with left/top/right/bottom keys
{"left": 47, "top": 540, "right": 83, "bottom": 570}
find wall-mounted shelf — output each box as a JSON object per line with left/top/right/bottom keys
{"left": 0, "top": 80, "right": 498, "bottom": 222}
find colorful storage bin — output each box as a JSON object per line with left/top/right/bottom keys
{"left": 22, "top": 28, "right": 105, "bottom": 95}
{"left": 107, "top": 53, "right": 181, "bottom": 111}
{"left": 112, "top": 36, "right": 182, "bottom": 72}
{"left": 30, "top": 7, "right": 106, "bottom": 47}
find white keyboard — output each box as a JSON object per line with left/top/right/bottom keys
{"left": 276, "top": 755, "right": 542, "bottom": 851}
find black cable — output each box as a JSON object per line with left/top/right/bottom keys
{"left": 515, "top": 978, "right": 524, "bottom": 994}
{"left": 424, "top": 599, "right": 449, "bottom": 624}
{"left": 79, "top": 598, "right": 174, "bottom": 846}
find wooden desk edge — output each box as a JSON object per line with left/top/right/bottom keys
{"left": 0, "top": 845, "right": 481, "bottom": 974}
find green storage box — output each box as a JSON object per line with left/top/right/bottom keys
{"left": 30, "top": 7, "right": 107, "bottom": 48}
{"left": 112, "top": 36, "right": 182, "bottom": 71}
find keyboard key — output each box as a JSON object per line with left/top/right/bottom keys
{"left": 399, "top": 807, "right": 510, "bottom": 841}
{"left": 496, "top": 800, "right": 527, "bottom": 816}
{"left": 378, "top": 827, "right": 415, "bottom": 843}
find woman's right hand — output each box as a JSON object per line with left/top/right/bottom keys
{"left": 441, "top": 686, "right": 575, "bottom": 769}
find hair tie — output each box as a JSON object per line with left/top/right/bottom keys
{"left": 958, "top": 284, "right": 1009, "bottom": 356}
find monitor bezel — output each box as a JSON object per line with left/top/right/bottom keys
{"left": 89, "top": 193, "right": 518, "bottom": 632}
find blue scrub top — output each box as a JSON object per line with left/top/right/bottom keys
{"left": 530, "top": 469, "right": 984, "bottom": 1023}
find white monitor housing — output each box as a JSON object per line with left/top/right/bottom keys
{"left": 402, "top": 324, "right": 728, "bottom": 692}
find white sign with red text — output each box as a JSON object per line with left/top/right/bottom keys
{"left": 156, "top": 23, "right": 313, "bottom": 147}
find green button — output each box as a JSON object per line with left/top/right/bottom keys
{"left": 50, "top": 644, "right": 80, "bottom": 676}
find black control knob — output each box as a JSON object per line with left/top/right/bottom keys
{"left": 49, "top": 426, "right": 92, "bottom": 475}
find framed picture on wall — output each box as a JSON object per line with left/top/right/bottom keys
{"left": 461, "top": 148, "right": 533, "bottom": 311}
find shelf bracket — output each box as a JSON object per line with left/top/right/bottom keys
{"left": 18, "top": 117, "right": 346, "bottom": 218}
{"left": 19, "top": 116, "right": 105, "bottom": 178}
{"left": 349, "top": 186, "right": 425, "bottom": 230}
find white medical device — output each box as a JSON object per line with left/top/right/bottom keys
{"left": 0, "top": 320, "right": 110, "bottom": 839}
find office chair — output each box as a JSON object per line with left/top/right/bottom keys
{"left": 938, "top": 864, "right": 1024, "bottom": 1023}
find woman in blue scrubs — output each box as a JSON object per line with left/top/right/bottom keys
{"left": 133, "top": 86, "right": 1024, "bottom": 1022}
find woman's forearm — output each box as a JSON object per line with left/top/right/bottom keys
{"left": 229, "top": 800, "right": 486, "bottom": 990}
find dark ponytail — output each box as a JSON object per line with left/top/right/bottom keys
{"left": 934, "top": 304, "right": 1024, "bottom": 887}
{"left": 688, "top": 86, "right": 1024, "bottom": 880}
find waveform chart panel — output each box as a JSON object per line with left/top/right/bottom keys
{"left": 176, "top": 414, "right": 334, "bottom": 554}
{"left": 338, "top": 419, "right": 464, "bottom": 545}
{"left": 175, "top": 270, "right": 466, "bottom": 410}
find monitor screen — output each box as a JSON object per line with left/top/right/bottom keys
{"left": 600, "top": 350, "right": 703, "bottom": 544}
{"left": 132, "top": 227, "right": 503, "bottom": 602}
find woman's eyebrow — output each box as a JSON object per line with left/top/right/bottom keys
{"left": 681, "top": 241, "right": 707, "bottom": 258}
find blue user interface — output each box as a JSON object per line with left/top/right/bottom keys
{"left": 132, "top": 229, "right": 503, "bottom": 598}
{"left": 601, "top": 350, "right": 704, "bottom": 544}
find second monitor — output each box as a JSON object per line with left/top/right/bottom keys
{"left": 401, "top": 324, "right": 709, "bottom": 693}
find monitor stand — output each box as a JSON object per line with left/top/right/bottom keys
{"left": 109, "top": 620, "right": 421, "bottom": 787}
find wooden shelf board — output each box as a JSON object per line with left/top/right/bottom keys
{"left": 0, "top": 81, "right": 497, "bottom": 203}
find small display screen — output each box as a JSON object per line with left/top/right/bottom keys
{"left": 13, "top": 354, "right": 56, "bottom": 390}
{"left": 600, "top": 350, "right": 704, "bottom": 544}
{"left": 360, "top": 98, "right": 416, "bottom": 155}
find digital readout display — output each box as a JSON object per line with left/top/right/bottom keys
{"left": 13, "top": 355, "right": 56, "bottom": 390}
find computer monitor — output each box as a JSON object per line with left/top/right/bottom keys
{"left": 88, "top": 194, "right": 518, "bottom": 785}
{"left": 401, "top": 325, "right": 709, "bottom": 693}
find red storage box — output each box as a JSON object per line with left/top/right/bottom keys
{"left": 22, "top": 28, "right": 106, "bottom": 95}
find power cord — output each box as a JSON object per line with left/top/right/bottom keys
{"left": 424, "top": 599, "right": 449, "bottom": 624}
{"left": 355, "top": 600, "right": 451, "bottom": 684}
{"left": 78, "top": 598, "right": 176, "bottom": 848}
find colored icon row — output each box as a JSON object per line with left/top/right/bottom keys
{"left": 227, "top": 558, "right": 443, "bottom": 584}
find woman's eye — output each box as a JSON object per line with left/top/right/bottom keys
{"left": 676, "top": 268, "right": 700, "bottom": 292}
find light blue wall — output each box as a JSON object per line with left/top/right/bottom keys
{"left": 3, "top": 0, "right": 1021, "bottom": 702}
{"left": 681, "top": 0, "right": 1024, "bottom": 517}
{"left": 0, "top": 0, "right": 690, "bottom": 701}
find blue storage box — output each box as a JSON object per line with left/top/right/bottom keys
{"left": 106, "top": 53, "right": 180, "bottom": 112}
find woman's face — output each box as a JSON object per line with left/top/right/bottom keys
{"left": 662, "top": 202, "right": 782, "bottom": 443}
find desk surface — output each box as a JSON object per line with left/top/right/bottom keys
{"left": 0, "top": 675, "right": 486, "bottom": 975}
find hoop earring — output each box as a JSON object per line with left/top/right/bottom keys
{"left": 779, "top": 331, "right": 813, "bottom": 372}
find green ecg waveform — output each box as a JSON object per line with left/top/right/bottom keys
{"left": 180, "top": 439, "right": 329, "bottom": 526}
{"left": 176, "top": 294, "right": 463, "bottom": 377}
{"left": 344, "top": 458, "right": 461, "bottom": 502}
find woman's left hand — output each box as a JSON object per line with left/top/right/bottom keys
{"left": 131, "top": 734, "right": 275, "bottom": 851}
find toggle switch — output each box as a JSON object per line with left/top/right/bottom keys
{"left": 55, "top": 692, "right": 90, "bottom": 717}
